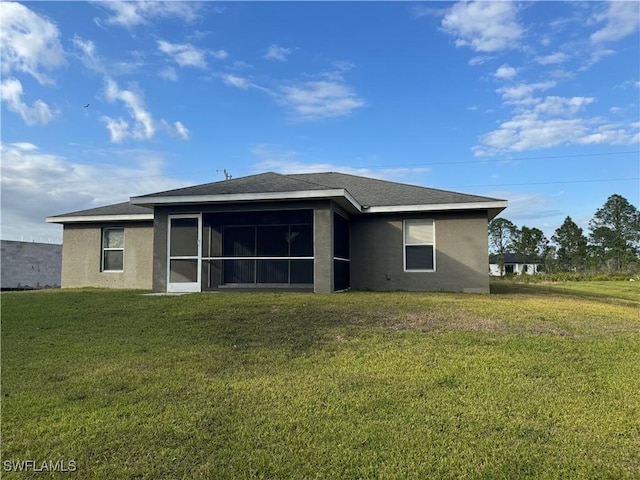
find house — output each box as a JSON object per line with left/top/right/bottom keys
{"left": 489, "top": 253, "right": 540, "bottom": 276}
{"left": 46, "top": 172, "right": 507, "bottom": 293}
{"left": 1, "top": 240, "right": 62, "bottom": 290}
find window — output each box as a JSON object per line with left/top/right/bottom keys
{"left": 102, "top": 228, "right": 124, "bottom": 271}
{"left": 404, "top": 219, "right": 435, "bottom": 271}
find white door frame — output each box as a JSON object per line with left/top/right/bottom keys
{"left": 167, "top": 214, "right": 202, "bottom": 293}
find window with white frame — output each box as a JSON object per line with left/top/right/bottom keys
{"left": 102, "top": 228, "right": 124, "bottom": 271}
{"left": 404, "top": 219, "right": 435, "bottom": 271}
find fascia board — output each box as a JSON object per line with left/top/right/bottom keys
{"left": 46, "top": 214, "right": 154, "bottom": 224}
{"left": 364, "top": 201, "right": 508, "bottom": 214}
{"left": 130, "top": 189, "right": 363, "bottom": 212}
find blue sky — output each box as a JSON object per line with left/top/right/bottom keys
{"left": 1, "top": 1, "right": 638, "bottom": 244}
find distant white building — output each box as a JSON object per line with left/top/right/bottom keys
{"left": 1, "top": 240, "right": 62, "bottom": 289}
{"left": 490, "top": 253, "right": 540, "bottom": 276}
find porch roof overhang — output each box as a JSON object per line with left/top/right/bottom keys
{"left": 130, "top": 188, "right": 363, "bottom": 213}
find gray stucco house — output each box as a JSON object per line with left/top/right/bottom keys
{"left": 47, "top": 172, "right": 507, "bottom": 293}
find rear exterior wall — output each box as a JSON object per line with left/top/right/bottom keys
{"left": 350, "top": 211, "right": 490, "bottom": 293}
{"left": 61, "top": 223, "right": 154, "bottom": 289}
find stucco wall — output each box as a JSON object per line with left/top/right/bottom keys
{"left": 61, "top": 223, "right": 153, "bottom": 289}
{"left": 313, "top": 204, "right": 333, "bottom": 293}
{"left": 1, "top": 240, "right": 62, "bottom": 289}
{"left": 351, "top": 212, "right": 490, "bottom": 293}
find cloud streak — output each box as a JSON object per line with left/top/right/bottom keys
{"left": 95, "top": 1, "right": 201, "bottom": 28}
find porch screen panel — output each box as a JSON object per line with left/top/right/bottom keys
{"left": 290, "top": 260, "right": 313, "bottom": 284}
{"left": 333, "top": 212, "right": 350, "bottom": 291}
{"left": 170, "top": 218, "right": 199, "bottom": 257}
{"left": 289, "top": 225, "right": 313, "bottom": 256}
{"left": 257, "top": 260, "right": 288, "bottom": 283}
{"left": 223, "top": 259, "right": 254, "bottom": 283}
{"left": 257, "top": 226, "right": 288, "bottom": 256}
{"left": 170, "top": 259, "right": 198, "bottom": 283}
{"left": 209, "top": 209, "right": 314, "bottom": 287}
{"left": 223, "top": 226, "right": 254, "bottom": 256}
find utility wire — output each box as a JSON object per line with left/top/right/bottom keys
{"left": 13, "top": 150, "right": 639, "bottom": 187}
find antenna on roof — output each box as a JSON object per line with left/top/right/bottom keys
{"left": 217, "top": 169, "right": 233, "bottom": 180}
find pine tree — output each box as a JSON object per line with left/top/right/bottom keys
{"left": 552, "top": 216, "right": 588, "bottom": 271}
{"left": 588, "top": 195, "right": 640, "bottom": 271}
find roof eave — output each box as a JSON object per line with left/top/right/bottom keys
{"left": 364, "top": 200, "right": 508, "bottom": 217}
{"left": 130, "top": 189, "right": 364, "bottom": 212}
{"left": 45, "top": 213, "right": 155, "bottom": 224}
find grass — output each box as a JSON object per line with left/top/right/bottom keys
{"left": 2, "top": 282, "right": 639, "bottom": 479}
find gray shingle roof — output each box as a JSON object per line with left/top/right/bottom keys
{"left": 49, "top": 172, "right": 506, "bottom": 220}
{"left": 288, "top": 172, "right": 502, "bottom": 207}
{"left": 137, "top": 172, "right": 330, "bottom": 198}
{"left": 133, "top": 171, "right": 503, "bottom": 206}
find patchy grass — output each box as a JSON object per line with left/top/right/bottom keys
{"left": 2, "top": 283, "right": 639, "bottom": 479}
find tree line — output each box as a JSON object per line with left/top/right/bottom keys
{"left": 489, "top": 194, "right": 640, "bottom": 274}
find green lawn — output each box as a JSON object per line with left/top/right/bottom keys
{"left": 2, "top": 282, "right": 639, "bottom": 479}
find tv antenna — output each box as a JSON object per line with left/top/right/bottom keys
{"left": 217, "top": 169, "right": 233, "bottom": 180}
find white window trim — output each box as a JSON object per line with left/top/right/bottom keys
{"left": 102, "top": 227, "right": 125, "bottom": 272}
{"left": 403, "top": 219, "right": 436, "bottom": 272}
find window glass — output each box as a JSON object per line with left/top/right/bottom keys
{"left": 104, "top": 229, "right": 124, "bottom": 249}
{"left": 406, "top": 245, "right": 434, "bottom": 270}
{"left": 404, "top": 220, "right": 435, "bottom": 271}
{"left": 405, "top": 220, "right": 433, "bottom": 244}
{"left": 104, "top": 250, "right": 124, "bottom": 271}
{"left": 103, "top": 228, "right": 124, "bottom": 271}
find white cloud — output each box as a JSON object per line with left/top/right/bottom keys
{"left": 441, "top": 1, "right": 523, "bottom": 52}
{"left": 591, "top": 1, "right": 640, "bottom": 43}
{"left": 532, "top": 96, "right": 594, "bottom": 117}
{"left": 102, "top": 79, "right": 155, "bottom": 142}
{"left": 278, "top": 79, "right": 365, "bottom": 121}
{"left": 250, "top": 144, "right": 431, "bottom": 181}
{"left": 0, "top": 78, "right": 55, "bottom": 125}
{"left": 157, "top": 40, "right": 207, "bottom": 68}
{"left": 0, "top": 142, "right": 186, "bottom": 242}
{"left": 535, "top": 51, "right": 569, "bottom": 65}
{"left": 0, "top": 2, "right": 65, "bottom": 85}
{"left": 221, "top": 74, "right": 251, "bottom": 89}
{"left": 210, "top": 49, "right": 228, "bottom": 60}
{"left": 96, "top": 1, "right": 201, "bottom": 28}
{"left": 173, "top": 121, "right": 190, "bottom": 140}
{"left": 100, "top": 78, "right": 190, "bottom": 143}
{"left": 158, "top": 66, "right": 178, "bottom": 81}
{"left": 264, "top": 44, "right": 292, "bottom": 62}
{"left": 497, "top": 81, "right": 557, "bottom": 105}
{"left": 73, "top": 35, "right": 142, "bottom": 77}
{"left": 72, "top": 36, "right": 104, "bottom": 74}
{"left": 474, "top": 105, "right": 639, "bottom": 157}
{"left": 493, "top": 64, "right": 517, "bottom": 80}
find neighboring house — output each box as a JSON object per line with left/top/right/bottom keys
{"left": 489, "top": 253, "right": 540, "bottom": 276}
{"left": 0, "top": 240, "right": 62, "bottom": 290}
{"left": 47, "top": 172, "right": 507, "bottom": 293}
